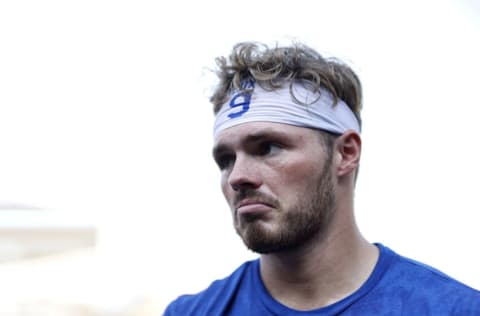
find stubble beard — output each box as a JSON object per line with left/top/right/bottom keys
{"left": 234, "top": 158, "right": 335, "bottom": 254}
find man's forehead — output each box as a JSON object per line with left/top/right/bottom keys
{"left": 216, "top": 121, "right": 285, "bottom": 139}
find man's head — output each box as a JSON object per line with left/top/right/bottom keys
{"left": 210, "top": 42, "right": 363, "bottom": 254}
{"left": 210, "top": 42, "right": 362, "bottom": 124}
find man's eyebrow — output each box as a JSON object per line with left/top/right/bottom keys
{"left": 213, "top": 129, "right": 290, "bottom": 156}
{"left": 244, "top": 130, "right": 289, "bottom": 142}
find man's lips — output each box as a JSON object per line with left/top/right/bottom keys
{"left": 235, "top": 200, "right": 274, "bottom": 216}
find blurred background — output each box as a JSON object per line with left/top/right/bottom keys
{"left": 1, "top": 0, "right": 479, "bottom": 314}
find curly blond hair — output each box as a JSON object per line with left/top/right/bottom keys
{"left": 210, "top": 42, "right": 363, "bottom": 127}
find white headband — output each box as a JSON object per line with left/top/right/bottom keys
{"left": 213, "top": 80, "right": 360, "bottom": 139}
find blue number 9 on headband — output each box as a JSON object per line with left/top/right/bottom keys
{"left": 227, "top": 91, "right": 251, "bottom": 119}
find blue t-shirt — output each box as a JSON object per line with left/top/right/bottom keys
{"left": 164, "top": 244, "right": 480, "bottom": 315}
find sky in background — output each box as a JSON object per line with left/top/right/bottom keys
{"left": 1, "top": 0, "right": 480, "bottom": 311}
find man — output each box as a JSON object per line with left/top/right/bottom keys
{"left": 165, "top": 42, "right": 480, "bottom": 315}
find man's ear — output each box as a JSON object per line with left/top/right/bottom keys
{"left": 335, "top": 130, "right": 361, "bottom": 177}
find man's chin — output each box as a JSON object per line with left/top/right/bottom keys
{"left": 243, "top": 239, "right": 279, "bottom": 254}
{"left": 236, "top": 224, "right": 283, "bottom": 254}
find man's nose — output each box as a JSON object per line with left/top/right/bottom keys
{"left": 227, "top": 155, "right": 261, "bottom": 191}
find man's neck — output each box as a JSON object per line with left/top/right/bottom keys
{"left": 259, "top": 222, "right": 379, "bottom": 311}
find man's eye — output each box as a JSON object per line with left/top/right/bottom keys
{"left": 215, "top": 154, "right": 235, "bottom": 170}
{"left": 257, "top": 142, "right": 281, "bottom": 156}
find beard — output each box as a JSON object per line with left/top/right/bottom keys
{"left": 233, "top": 156, "right": 335, "bottom": 254}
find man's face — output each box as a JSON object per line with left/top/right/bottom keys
{"left": 213, "top": 122, "right": 336, "bottom": 254}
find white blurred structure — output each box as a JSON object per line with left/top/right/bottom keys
{"left": 0, "top": 209, "right": 95, "bottom": 262}
{"left": 0, "top": 207, "right": 164, "bottom": 315}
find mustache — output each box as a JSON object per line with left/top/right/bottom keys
{"left": 233, "top": 190, "right": 278, "bottom": 209}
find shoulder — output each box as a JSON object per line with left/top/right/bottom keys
{"left": 372, "top": 244, "right": 480, "bottom": 314}
{"left": 164, "top": 260, "right": 257, "bottom": 316}
{"left": 389, "top": 246, "right": 479, "bottom": 295}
